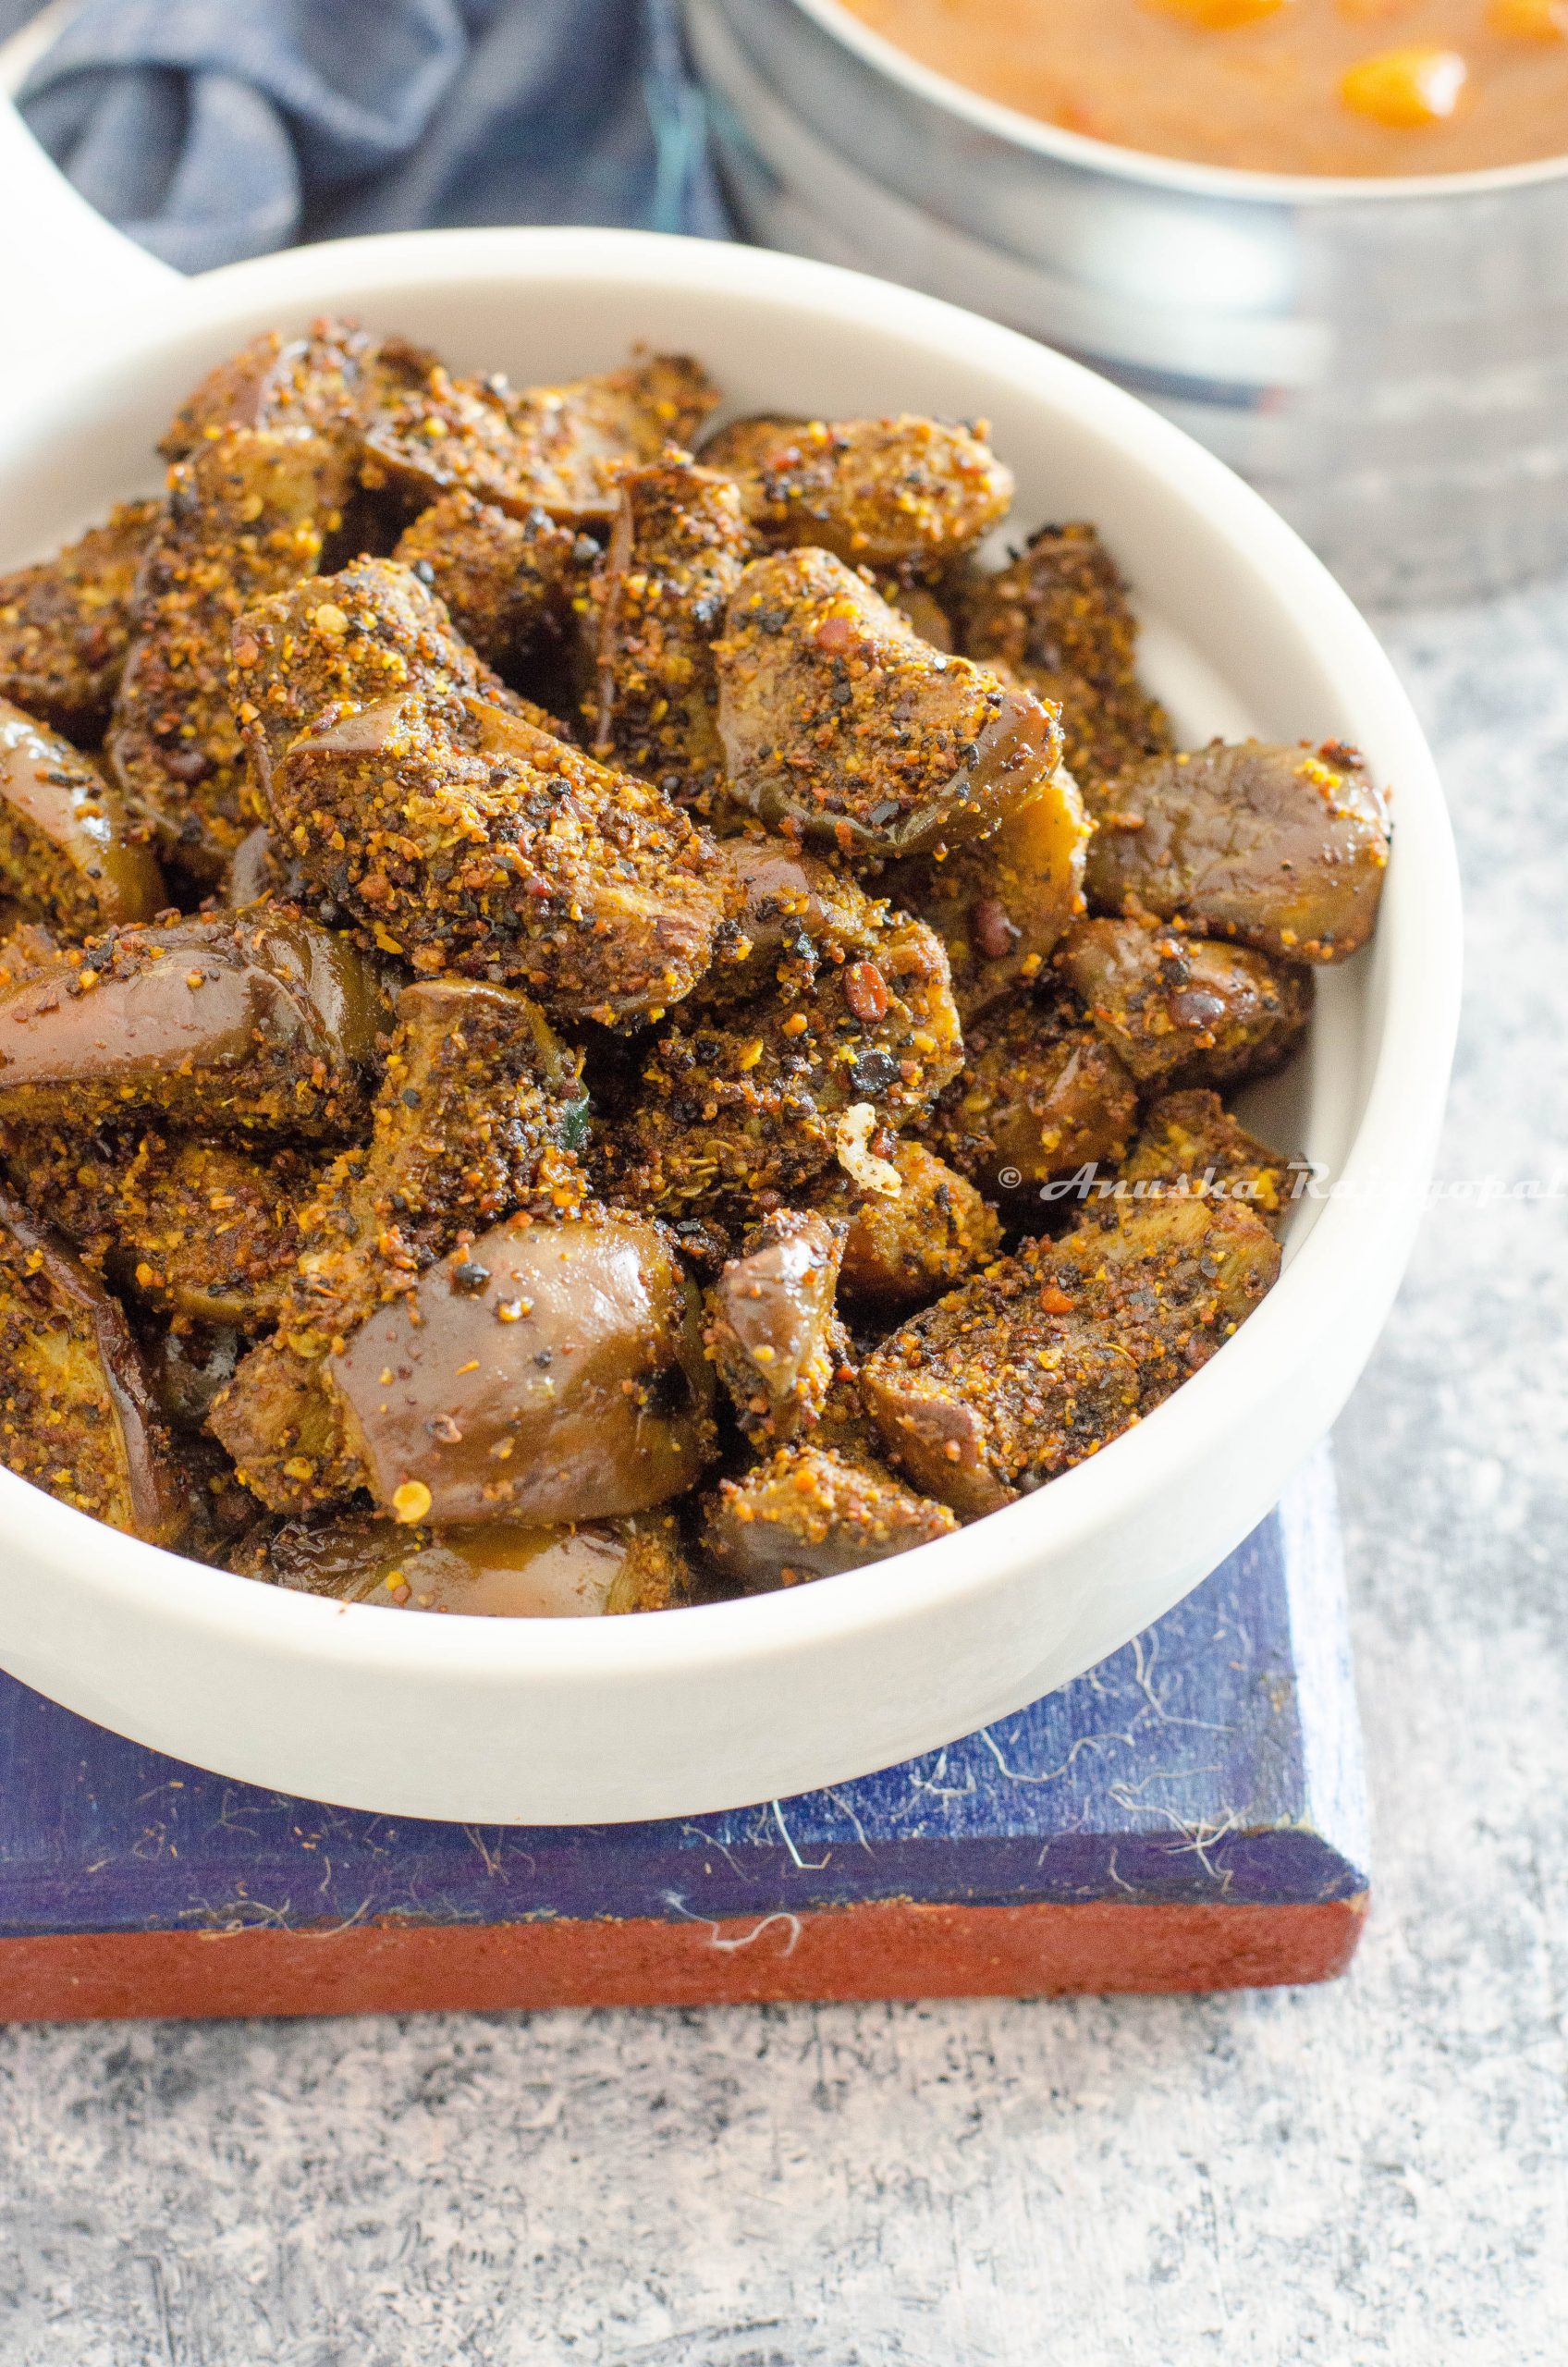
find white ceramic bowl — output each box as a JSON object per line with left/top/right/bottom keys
{"left": 0, "top": 112, "right": 1459, "bottom": 1822}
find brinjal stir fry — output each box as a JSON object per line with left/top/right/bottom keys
{"left": 0, "top": 322, "right": 1390, "bottom": 1615}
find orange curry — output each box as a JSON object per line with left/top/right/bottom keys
{"left": 838, "top": 0, "right": 1568, "bottom": 176}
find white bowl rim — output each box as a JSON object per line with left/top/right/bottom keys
{"left": 787, "top": 0, "right": 1568, "bottom": 206}
{"left": 0, "top": 224, "right": 1461, "bottom": 1692}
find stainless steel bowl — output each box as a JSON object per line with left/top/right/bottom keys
{"left": 685, "top": 0, "right": 1568, "bottom": 606}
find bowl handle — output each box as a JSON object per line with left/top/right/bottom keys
{"left": 0, "top": 92, "right": 180, "bottom": 370}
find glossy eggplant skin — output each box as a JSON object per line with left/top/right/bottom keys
{"left": 1057, "top": 916, "right": 1312, "bottom": 1091}
{"left": 0, "top": 695, "right": 165, "bottom": 935}
{"left": 330, "top": 1213, "right": 716, "bottom": 1525}
{"left": 1084, "top": 740, "right": 1390, "bottom": 963}
{"left": 705, "top": 1209, "right": 847, "bottom": 1444}
{"left": 702, "top": 1441, "right": 957, "bottom": 1592}
{"left": 0, "top": 1186, "right": 188, "bottom": 1543}
{"left": 717, "top": 549, "right": 1062, "bottom": 859}
{"left": 0, "top": 914, "right": 382, "bottom": 1139}
{"left": 243, "top": 1507, "right": 692, "bottom": 1616}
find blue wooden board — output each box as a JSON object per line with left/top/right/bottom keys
{"left": 0, "top": 1448, "right": 1367, "bottom": 1942}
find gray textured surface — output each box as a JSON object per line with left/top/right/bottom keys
{"left": 1, "top": 579, "right": 1565, "bottom": 2367}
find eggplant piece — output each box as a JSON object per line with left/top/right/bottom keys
{"left": 584, "top": 456, "right": 753, "bottom": 809}
{"left": 270, "top": 684, "right": 724, "bottom": 1024}
{"left": 393, "top": 492, "right": 594, "bottom": 674}
{"left": 0, "top": 1186, "right": 188, "bottom": 1541}
{"left": 328, "top": 1213, "right": 716, "bottom": 1525}
{"left": 232, "top": 556, "right": 544, "bottom": 804}
{"left": 701, "top": 412, "right": 1013, "bottom": 571}
{"left": 1057, "top": 915, "right": 1312, "bottom": 1090}
{"left": 0, "top": 913, "right": 382, "bottom": 1139}
{"left": 159, "top": 318, "right": 380, "bottom": 461}
{"left": 286, "top": 975, "right": 588, "bottom": 1338}
{"left": 717, "top": 549, "right": 1061, "bottom": 859}
{"left": 702, "top": 1441, "right": 957, "bottom": 1591}
{"left": 108, "top": 427, "right": 354, "bottom": 877}
{"left": 1084, "top": 739, "right": 1391, "bottom": 963}
{"left": 0, "top": 695, "right": 165, "bottom": 933}
{"left": 925, "top": 991, "right": 1136, "bottom": 1211}
{"left": 0, "top": 907, "right": 60, "bottom": 986}
{"left": 5, "top": 1127, "right": 314, "bottom": 1329}
{"left": 245, "top": 1506, "right": 692, "bottom": 1615}
{"left": 888, "top": 761, "right": 1088, "bottom": 1019}
{"left": 224, "top": 823, "right": 308, "bottom": 911}
{"left": 959, "top": 521, "right": 1172, "bottom": 789}
{"left": 207, "top": 1328, "right": 364, "bottom": 1512}
{"left": 0, "top": 500, "right": 161, "bottom": 745}
{"left": 814, "top": 1138, "right": 1001, "bottom": 1314}
{"left": 705, "top": 1209, "right": 848, "bottom": 1445}
{"left": 698, "top": 831, "right": 888, "bottom": 1009}
{"left": 361, "top": 352, "right": 718, "bottom": 529}
{"left": 862, "top": 1196, "right": 1278, "bottom": 1515}
{"left": 1114, "top": 1089, "right": 1298, "bottom": 1235}
{"left": 208, "top": 975, "right": 588, "bottom": 1509}
{"left": 613, "top": 912, "right": 963, "bottom": 1223}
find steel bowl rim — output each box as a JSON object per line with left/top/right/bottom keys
{"left": 787, "top": 0, "right": 1568, "bottom": 205}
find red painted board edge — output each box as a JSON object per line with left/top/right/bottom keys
{"left": 0, "top": 1895, "right": 1368, "bottom": 2022}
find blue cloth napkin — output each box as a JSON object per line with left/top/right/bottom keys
{"left": 2, "top": 0, "right": 727, "bottom": 272}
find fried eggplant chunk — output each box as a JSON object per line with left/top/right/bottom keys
{"left": 701, "top": 412, "right": 1013, "bottom": 572}
{"left": 717, "top": 550, "right": 1062, "bottom": 859}
{"left": 960, "top": 521, "right": 1171, "bottom": 788}
{"left": 862, "top": 1196, "right": 1278, "bottom": 1515}
{"left": 271, "top": 685, "right": 723, "bottom": 1021}
{"left": 705, "top": 1208, "right": 848, "bottom": 1445}
{"left": 0, "top": 500, "right": 160, "bottom": 744}
{"left": 0, "top": 1187, "right": 187, "bottom": 1541}
{"left": 613, "top": 912, "right": 963, "bottom": 1222}
{"left": 814, "top": 1137, "right": 1001, "bottom": 1315}
{"left": 243, "top": 1506, "right": 692, "bottom": 1615}
{"left": 0, "top": 696, "right": 165, "bottom": 933}
{"left": 1084, "top": 740, "right": 1390, "bottom": 963}
{"left": 1057, "top": 916, "right": 1312, "bottom": 1090}
{"left": 702, "top": 1441, "right": 957, "bottom": 1591}
{"left": 888, "top": 762, "right": 1087, "bottom": 1018}
{"left": 282, "top": 976, "right": 588, "bottom": 1343}
{"left": 158, "top": 317, "right": 380, "bottom": 461}
{"left": 4, "top": 1127, "right": 313, "bottom": 1329}
{"left": 698, "top": 831, "right": 888, "bottom": 1009}
{"left": 584, "top": 456, "right": 753, "bottom": 807}
{"left": 0, "top": 913, "right": 381, "bottom": 1140}
{"left": 393, "top": 492, "right": 594, "bottom": 674}
{"left": 208, "top": 977, "right": 587, "bottom": 1507}
{"left": 1114, "top": 1090, "right": 1296, "bottom": 1234}
{"left": 108, "top": 427, "right": 352, "bottom": 876}
{"left": 325, "top": 1212, "right": 715, "bottom": 1525}
{"left": 233, "top": 555, "right": 510, "bottom": 800}
{"left": 925, "top": 991, "right": 1136, "bottom": 1211}
{"left": 361, "top": 352, "right": 717, "bottom": 528}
